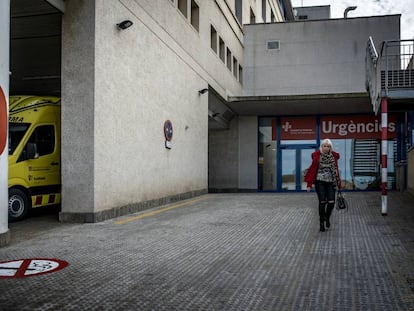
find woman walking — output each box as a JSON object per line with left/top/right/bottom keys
{"left": 305, "top": 139, "right": 342, "bottom": 232}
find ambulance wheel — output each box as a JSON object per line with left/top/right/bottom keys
{"left": 8, "top": 188, "right": 31, "bottom": 222}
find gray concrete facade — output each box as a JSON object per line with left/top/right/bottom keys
{"left": 243, "top": 15, "right": 401, "bottom": 97}
{"left": 60, "top": 0, "right": 272, "bottom": 221}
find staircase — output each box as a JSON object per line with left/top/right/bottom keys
{"left": 351, "top": 139, "right": 379, "bottom": 176}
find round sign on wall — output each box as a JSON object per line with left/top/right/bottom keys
{"left": 164, "top": 120, "right": 173, "bottom": 142}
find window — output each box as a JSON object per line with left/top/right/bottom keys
{"left": 8, "top": 123, "right": 30, "bottom": 155}
{"left": 18, "top": 125, "right": 55, "bottom": 162}
{"left": 267, "top": 40, "right": 280, "bottom": 50}
{"left": 239, "top": 65, "right": 243, "bottom": 84}
{"left": 298, "top": 15, "right": 308, "bottom": 20}
{"left": 262, "top": 0, "right": 266, "bottom": 22}
{"left": 271, "top": 10, "right": 275, "bottom": 22}
{"left": 190, "top": 0, "right": 199, "bottom": 31}
{"left": 178, "top": 0, "right": 187, "bottom": 17}
{"left": 210, "top": 25, "right": 217, "bottom": 52}
{"left": 28, "top": 125, "right": 55, "bottom": 157}
{"left": 219, "top": 37, "right": 225, "bottom": 62}
{"left": 226, "top": 48, "right": 232, "bottom": 71}
{"left": 233, "top": 57, "right": 238, "bottom": 78}
{"left": 235, "top": 0, "right": 243, "bottom": 24}
{"left": 250, "top": 8, "right": 255, "bottom": 24}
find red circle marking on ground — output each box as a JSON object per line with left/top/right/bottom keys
{"left": 0, "top": 86, "right": 7, "bottom": 154}
{"left": 0, "top": 258, "right": 69, "bottom": 278}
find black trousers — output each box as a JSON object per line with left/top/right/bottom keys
{"left": 315, "top": 180, "right": 336, "bottom": 223}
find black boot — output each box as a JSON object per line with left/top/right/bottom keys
{"left": 325, "top": 203, "right": 334, "bottom": 228}
{"left": 319, "top": 202, "right": 326, "bottom": 232}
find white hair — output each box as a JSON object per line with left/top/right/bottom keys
{"left": 319, "top": 138, "right": 334, "bottom": 152}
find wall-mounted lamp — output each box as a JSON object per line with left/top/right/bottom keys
{"left": 117, "top": 20, "right": 134, "bottom": 30}
{"left": 198, "top": 88, "right": 208, "bottom": 95}
{"left": 208, "top": 110, "right": 220, "bottom": 118}
{"left": 344, "top": 6, "right": 357, "bottom": 18}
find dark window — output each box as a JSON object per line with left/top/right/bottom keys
{"left": 235, "top": 0, "right": 243, "bottom": 24}
{"left": 250, "top": 8, "right": 255, "bottom": 24}
{"left": 178, "top": 0, "right": 187, "bottom": 17}
{"left": 226, "top": 48, "right": 232, "bottom": 71}
{"left": 219, "top": 37, "right": 225, "bottom": 62}
{"left": 239, "top": 65, "right": 243, "bottom": 85}
{"left": 8, "top": 123, "right": 30, "bottom": 155}
{"left": 211, "top": 25, "right": 217, "bottom": 52}
{"left": 28, "top": 125, "right": 55, "bottom": 156}
{"left": 271, "top": 10, "right": 275, "bottom": 22}
{"left": 262, "top": 0, "right": 266, "bottom": 21}
{"left": 190, "top": 0, "right": 199, "bottom": 31}
{"left": 233, "top": 57, "right": 238, "bottom": 78}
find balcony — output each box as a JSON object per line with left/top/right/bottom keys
{"left": 366, "top": 38, "right": 414, "bottom": 113}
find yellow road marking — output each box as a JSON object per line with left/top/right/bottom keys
{"left": 115, "top": 196, "right": 210, "bottom": 225}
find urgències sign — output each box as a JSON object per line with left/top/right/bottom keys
{"left": 272, "top": 115, "right": 397, "bottom": 140}
{"left": 320, "top": 115, "right": 397, "bottom": 139}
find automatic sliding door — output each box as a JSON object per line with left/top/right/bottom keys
{"left": 281, "top": 146, "right": 315, "bottom": 191}
{"left": 281, "top": 149, "right": 296, "bottom": 190}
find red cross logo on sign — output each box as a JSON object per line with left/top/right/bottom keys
{"left": 0, "top": 258, "right": 69, "bottom": 278}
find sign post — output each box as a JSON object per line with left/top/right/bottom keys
{"left": 0, "top": 0, "right": 10, "bottom": 247}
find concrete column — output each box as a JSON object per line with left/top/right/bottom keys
{"left": 0, "top": 0, "right": 10, "bottom": 247}
{"left": 60, "top": 0, "right": 96, "bottom": 222}
{"left": 239, "top": 116, "right": 258, "bottom": 191}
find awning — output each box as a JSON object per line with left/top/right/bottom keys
{"left": 227, "top": 92, "right": 373, "bottom": 116}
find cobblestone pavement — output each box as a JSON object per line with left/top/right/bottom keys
{"left": 1, "top": 192, "right": 414, "bottom": 311}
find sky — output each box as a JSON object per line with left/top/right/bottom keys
{"left": 291, "top": 0, "right": 414, "bottom": 40}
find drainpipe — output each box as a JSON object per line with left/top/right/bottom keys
{"left": 344, "top": 6, "right": 357, "bottom": 18}
{"left": 381, "top": 97, "right": 388, "bottom": 216}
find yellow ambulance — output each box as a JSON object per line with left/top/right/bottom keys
{"left": 8, "top": 96, "right": 61, "bottom": 221}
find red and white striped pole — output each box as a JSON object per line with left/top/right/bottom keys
{"left": 381, "top": 97, "right": 388, "bottom": 216}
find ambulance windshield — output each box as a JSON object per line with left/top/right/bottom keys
{"left": 8, "top": 123, "right": 30, "bottom": 155}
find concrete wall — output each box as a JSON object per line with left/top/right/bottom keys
{"left": 243, "top": 15, "right": 400, "bottom": 96}
{"left": 209, "top": 118, "right": 239, "bottom": 191}
{"left": 93, "top": 0, "right": 209, "bottom": 212}
{"left": 61, "top": 0, "right": 255, "bottom": 220}
{"left": 208, "top": 116, "right": 258, "bottom": 191}
{"left": 207, "top": 0, "right": 286, "bottom": 193}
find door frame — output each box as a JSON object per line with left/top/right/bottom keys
{"left": 278, "top": 144, "right": 316, "bottom": 191}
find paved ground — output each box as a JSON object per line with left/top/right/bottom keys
{"left": 0, "top": 192, "right": 414, "bottom": 311}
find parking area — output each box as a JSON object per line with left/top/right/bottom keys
{"left": 1, "top": 192, "right": 414, "bottom": 310}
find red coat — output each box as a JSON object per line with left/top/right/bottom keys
{"left": 304, "top": 150, "right": 342, "bottom": 188}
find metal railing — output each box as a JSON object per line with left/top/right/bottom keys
{"left": 366, "top": 38, "right": 414, "bottom": 113}
{"left": 366, "top": 37, "right": 380, "bottom": 113}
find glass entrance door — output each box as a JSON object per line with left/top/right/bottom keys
{"left": 280, "top": 146, "right": 315, "bottom": 191}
